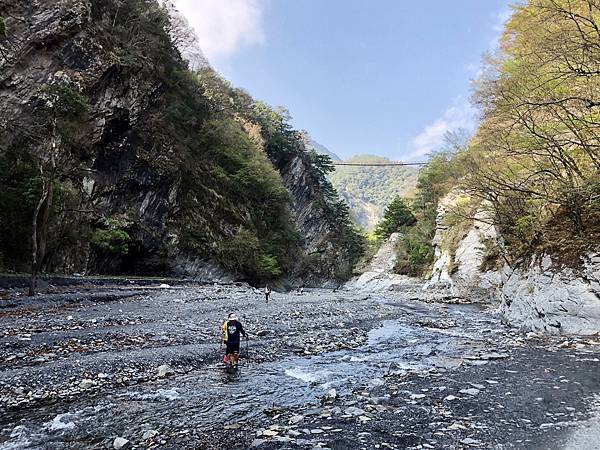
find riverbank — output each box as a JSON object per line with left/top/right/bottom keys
{"left": 1, "top": 281, "right": 599, "bottom": 449}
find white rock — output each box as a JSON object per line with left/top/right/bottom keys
{"left": 113, "top": 437, "right": 130, "bottom": 449}
{"left": 459, "top": 388, "right": 480, "bottom": 396}
{"left": 79, "top": 379, "right": 94, "bottom": 389}
{"left": 157, "top": 364, "right": 175, "bottom": 378}
{"left": 324, "top": 388, "right": 337, "bottom": 401}
{"left": 501, "top": 252, "right": 600, "bottom": 335}
{"left": 142, "top": 430, "right": 159, "bottom": 440}
{"left": 344, "top": 406, "right": 366, "bottom": 416}
{"left": 410, "top": 394, "right": 426, "bottom": 400}
{"left": 289, "top": 415, "right": 304, "bottom": 425}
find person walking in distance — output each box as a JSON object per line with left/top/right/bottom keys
{"left": 265, "top": 285, "right": 271, "bottom": 303}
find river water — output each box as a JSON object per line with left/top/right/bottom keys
{"left": 0, "top": 299, "right": 505, "bottom": 449}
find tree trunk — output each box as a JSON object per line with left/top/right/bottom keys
{"left": 28, "top": 178, "right": 48, "bottom": 297}
{"left": 28, "top": 113, "right": 57, "bottom": 296}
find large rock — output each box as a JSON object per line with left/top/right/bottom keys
{"left": 425, "top": 191, "right": 502, "bottom": 301}
{"left": 113, "top": 437, "right": 130, "bottom": 450}
{"left": 347, "top": 233, "right": 415, "bottom": 292}
{"left": 501, "top": 254, "right": 600, "bottom": 335}
{"left": 157, "top": 364, "right": 175, "bottom": 378}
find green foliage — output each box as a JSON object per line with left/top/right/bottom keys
{"left": 0, "top": 0, "right": 366, "bottom": 282}
{"left": 374, "top": 196, "right": 416, "bottom": 240}
{"left": 42, "top": 85, "right": 89, "bottom": 120}
{"left": 0, "top": 16, "right": 7, "bottom": 38}
{"left": 252, "top": 102, "right": 303, "bottom": 163}
{"left": 90, "top": 228, "right": 131, "bottom": 255}
{"left": 93, "top": 0, "right": 178, "bottom": 76}
{"left": 479, "top": 238, "right": 502, "bottom": 272}
{"left": 391, "top": 132, "right": 469, "bottom": 277}
{"left": 329, "top": 154, "right": 418, "bottom": 230}
{"left": 0, "top": 151, "right": 39, "bottom": 272}
{"left": 218, "top": 229, "right": 284, "bottom": 280}
{"left": 393, "top": 222, "right": 436, "bottom": 277}
{"left": 465, "top": 0, "right": 600, "bottom": 263}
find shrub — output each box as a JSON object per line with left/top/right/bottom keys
{"left": 90, "top": 229, "right": 131, "bottom": 255}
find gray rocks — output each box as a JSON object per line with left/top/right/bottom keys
{"left": 344, "top": 406, "right": 366, "bottom": 416}
{"left": 459, "top": 388, "right": 480, "bottom": 396}
{"left": 501, "top": 253, "right": 600, "bottom": 335}
{"left": 142, "top": 429, "right": 159, "bottom": 440}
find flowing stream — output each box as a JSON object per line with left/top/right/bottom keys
{"left": 0, "top": 300, "right": 503, "bottom": 449}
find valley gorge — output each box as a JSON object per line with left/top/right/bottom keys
{"left": 1, "top": 0, "right": 600, "bottom": 449}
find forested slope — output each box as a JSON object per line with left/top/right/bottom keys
{"left": 329, "top": 155, "right": 418, "bottom": 230}
{"left": 0, "top": 0, "right": 363, "bottom": 284}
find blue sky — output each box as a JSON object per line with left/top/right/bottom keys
{"left": 175, "top": 0, "right": 513, "bottom": 161}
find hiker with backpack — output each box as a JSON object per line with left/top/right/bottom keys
{"left": 222, "top": 313, "right": 247, "bottom": 368}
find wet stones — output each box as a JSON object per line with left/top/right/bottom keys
{"left": 344, "top": 406, "right": 366, "bottom": 416}
{"left": 459, "top": 388, "right": 480, "bottom": 396}
{"left": 142, "top": 429, "right": 159, "bottom": 440}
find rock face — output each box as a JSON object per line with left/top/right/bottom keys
{"left": 0, "top": 0, "right": 358, "bottom": 283}
{"left": 501, "top": 254, "right": 600, "bottom": 335}
{"left": 347, "top": 233, "right": 413, "bottom": 291}
{"left": 426, "top": 192, "right": 600, "bottom": 335}
{"left": 426, "top": 191, "right": 502, "bottom": 301}
{"left": 280, "top": 155, "right": 358, "bottom": 284}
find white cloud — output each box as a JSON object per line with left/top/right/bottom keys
{"left": 173, "top": 0, "right": 266, "bottom": 64}
{"left": 405, "top": 98, "right": 477, "bottom": 161}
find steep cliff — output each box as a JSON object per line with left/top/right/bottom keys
{"left": 426, "top": 191, "right": 503, "bottom": 301}
{"left": 426, "top": 191, "right": 600, "bottom": 335}
{"left": 0, "top": 0, "right": 362, "bottom": 283}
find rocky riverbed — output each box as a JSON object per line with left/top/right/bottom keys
{"left": 1, "top": 280, "right": 600, "bottom": 449}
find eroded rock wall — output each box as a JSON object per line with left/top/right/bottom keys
{"left": 426, "top": 191, "right": 502, "bottom": 301}
{"left": 426, "top": 192, "right": 600, "bottom": 334}
{"left": 0, "top": 0, "right": 359, "bottom": 283}
{"left": 501, "top": 254, "right": 600, "bottom": 335}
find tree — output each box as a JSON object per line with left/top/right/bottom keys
{"left": 374, "top": 196, "right": 416, "bottom": 240}
{"left": 28, "top": 84, "right": 89, "bottom": 295}
{"left": 466, "top": 0, "right": 600, "bottom": 260}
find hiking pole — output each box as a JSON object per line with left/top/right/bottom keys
{"left": 245, "top": 336, "right": 249, "bottom": 360}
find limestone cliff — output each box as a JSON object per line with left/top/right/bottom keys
{"left": 427, "top": 191, "right": 600, "bottom": 335}
{"left": 426, "top": 191, "right": 503, "bottom": 301}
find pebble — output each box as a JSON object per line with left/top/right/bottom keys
{"left": 459, "top": 388, "right": 480, "bottom": 396}
{"left": 79, "top": 379, "right": 94, "bottom": 389}
{"left": 142, "top": 430, "right": 159, "bottom": 440}
{"left": 289, "top": 415, "right": 304, "bottom": 424}
{"left": 344, "top": 406, "right": 366, "bottom": 416}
